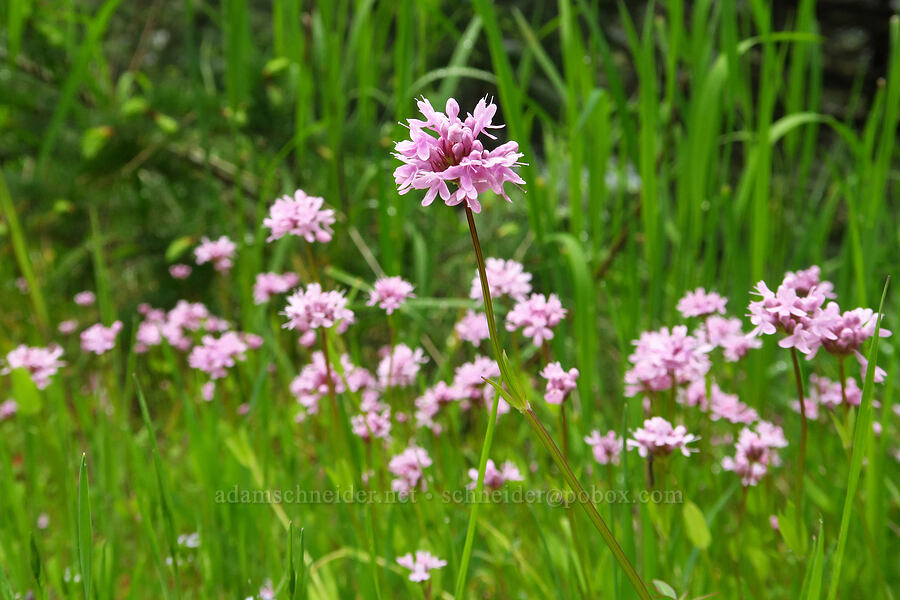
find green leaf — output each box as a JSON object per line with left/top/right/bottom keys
{"left": 154, "top": 113, "right": 179, "bottom": 135}
{"left": 165, "top": 236, "right": 195, "bottom": 263}
{"left": 653, "top": 579, "right": 678, "bottom": 599}
{"left": 81, "top": 126, "right": 113, "bottom": 159}
{"left": 682, "top": 501, "right": 711, "bottom": 550}
{"left": 778, "top": 502, "right": 809, "bottom": 557}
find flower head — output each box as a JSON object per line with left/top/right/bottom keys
{"left": 80, "top": 321, "right": 123, "bottom": 355}
{"left": 194, "top": 236, "right": 237, "bottom": 272}
{"left": 263, "top": 189, "right": 335, "bottom": 243}
{"left": 377, "top": 344, "right": 427, "bottom": 389}
{"left": 452, "top": 356, "right": 501, "bottom": 409}
{"left": 699, "top": 316, "right": 760, "bottom": 361}
{"left": 809, "top": 373, "right": 862, "bottom": 408}
{"left": 455, "top": 310, "right": 490, "bottom": 346}
{"left": 624, "top": 326, "right": 710, "bottom": 397}
{"left": 393, "top": 96, "right": 525, "bottom": 213}
{"left": 389, "top": 446, "right": 432, "bottom": 497}
{"left": 253, "top": 272, "right": 300, "bottom": 304}
{"left": 351, "top": 408, "right": 392, "bottom": 441}
{"left": 627, "top": 417, "right": 698, "bottom": 458}
{"left": 396, "top": 550, "right": 446, "bottom": 582}
{"left": 505, "top": 293, "right": 566, "bottom": 346}
{"left": 584, "top": 430, "right": 623, "bottom": 465}
{"left": 676, "top": 288, "right": 727, "bottom": 318}
{"left": 3, "top": 345, "right": 65, "bottom": 389}
{"left": 467, "top": 459, "right": 523, "bottom": 489}
{"left": 470, "top": 258, "right": 532, "bottom": 302}
{"left": 58, "top": 319, "right": 79, "bottom": 335}
{"left": 367, "top": 276, "right": 415, "bottom": 314}
{"left": 74, "top": 291, "right": 96, "bottom": 306}
{"left": 187, "top": 331, "right": 249, "bottom": 379}
{"left": 169, "top": 264, "right": 192, "bottom": 279}
{"left": 290, "top": 352, "right": 374, "bottom": 416}
{"left": 283, "top": 283, "right": 354, "bottom": 346}
{"left": 722, "top": 426, "right": 785, "bottom": 487}
{"left": 539, "top": 362, "right": 579, "bottom": 405}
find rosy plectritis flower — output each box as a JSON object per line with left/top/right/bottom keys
{"left": 396, "top": 550, "right": 446, "bottom": 582}
{"left": 377, "top": 344, "right": 427, "bottom": 389}
{"left": 467, "top": 459, "right": 523, "bottom": 489}
{"left": 585, "top": 430, "right": 623, "bottom": 465}
{"left": 253, "top": 272, "right": 299, "bottom": 305}
{"left": 539, "top": 361, "right": 579, "bottom": 405}
{"left": 169, "top": 264, "right": 192, "bottom": 279}
{"left": 455, "top": 310, "right": 490, "bottom": 345}
{"left": 470, "top": 257, "right": 532, "bottom": 302}
{"left": 74, "top": 291, "right": 96, "bottom": 306}
{"left": 263, "top": 189, "right": 335, "bottom": 243}
{"left": 81, "top": 321, "right": 123, "bottom": 355}
{"left": 367, "top": 276, "right": 415, "bottom": 314}
{"left": 283, "top": 283, "right": 354, "bottom": 346}
{"left": 194, "top": 236, "right": 236, "bottom": 272}
{"left": 506, "top": 293, "right": 566, "bottom": 346}
{"left": 389, "top": 446, "right": 432, "bottom": 497}
{"left": 4, "top": 345, "right": 65, "bottom": 389}
{"left": 627, "top": 417, "right": 698, "bottom": 458}
{"left": 187, "top": 331, "right": 249, "bottom": 379}
{"left": 393, "top": 97, "right": 525, "bottom": 213}
{"left": 676, "top": 287, "right": 727, "bottom": 318}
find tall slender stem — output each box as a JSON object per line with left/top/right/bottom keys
{"left": 790, "top": 348, "right": 807, "bottom": 511}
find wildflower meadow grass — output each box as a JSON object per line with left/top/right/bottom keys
{"left": 1, "top": 2, "right": 899, "bottom": 599}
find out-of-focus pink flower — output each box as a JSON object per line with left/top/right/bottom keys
{"left": 791, "top": 398, "right": 819, "bottom": 420}
{"left": 627, "top": 417, "right": 698, "bottom": 458}
{"left": 187, "top": 331, "right": 249, "bottom": 379}
{"left": 367, "top": 276, "right": 415, "bottom": 314}
{"left": 263, "top": 189, "right": 335, "bottom": 243}
{"left": 505, "top": 293, "right": 566, "bottom": 346}
{"left": 201, "top": 381, "right": 215, "bottom": 402}
{"left": 283, "top": 283, "right": 354, "bottom": 346}
{"left": 80, "top": 321, "right": 123, "bottom": 355}
{"left": 194, "top": 236, "right": 236, "bottom": 272}
{"left": 389, "top": 446, "right": 432, "bottom": 497}
{"left": 377, "top": 344, "right": 427, "bottom": 389}
{"left": 722, "top": 426, "right": 785, "bottom": 487}
{"left": 809, "top": 373, "right": 862, "bottom": 408}
{"left": 4, "top": 345, "right": 65, "bottom": 389}
{"left": 452, "top": 356, "right": 501, "bottom": 408}
{"left": 709, "top": 388, "right": 758, "bottom": 424}
{"left": 351, "top": 409, "right": 392, "bottom": 441}
{"left": 584, "top": 430, "right": 623, "bottom": 465}
{"left": 539, "top": 362, "right": 579, "bottom": 405}
{"left": 455, "top": 310, "right": 490, "bottom": 346}
{"left": 36, "top": 513, "right": 50, "bottom": 530}
{"left": 393, "top": 96, "right": 525, "bottom": 213}
{"left": 414, "top": 382, "right": 456, "bottom": 433}
{"left": 467, "top": 459, "right": 523, "bottom": 489}
{"left": 469, "top": 258, "right": 532, "bottom": 303}
{"left": 58, "top": 319, "right": 79, "bottom": 335}
{"left": 0, "top": 400, "right": 18, "bottom": 421}
{"left": 253, "top": 272, "right": 299, "bottom": 304}
{"left": 755, "top": 421, "right": 788, "bottom": 450}
{"left": 169, "top": 264, "right": 192, "bottom": 279}
{"left": 74, "top": 291, "right": 96, "bottom": 306}
{"left": 396, "top": 550, "right": 447, "bottom": 582}
{"left": 699, "top": 316, "right": 760, "bottom": 361}
{"left": 290, "top": 353, "right": 374, "bottom": 417}
{"left": 676, "top": 287, "right": 727, "bottom": 318}
{"left": 15, "top": 278, "right": 28, "bottom": 293}
{"left": 625, "top": 326, "right": 711, "bottom": 397}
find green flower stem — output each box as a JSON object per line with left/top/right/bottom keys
{"left": 790, "top": 348, "right": 807, "bottom": 513}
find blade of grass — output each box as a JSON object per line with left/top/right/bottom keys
{"left": 77, "top": 453, "right": 92, "bottom": 600}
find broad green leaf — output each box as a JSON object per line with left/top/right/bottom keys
{"left": 682, "top": 501, "right": 711, "bottom": 550}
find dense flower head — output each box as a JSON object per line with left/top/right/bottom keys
{"left": 81, "top": 321, "right": 123, "bottom": 355}
{"left": 809, "top": 373, "right": 862, "bottom": 408}
{"left": 469, "top": 258, "right": 532, "bottom": 302}
{"left": 367, "top": 276, "right": 415, "bottom": 314}
{"left": 722, "top": 426, "right": 785, "bottom": 486}
{"left": 467, "top": 459, "right": 523, "bottom": 489}
{"left": 677, "top": 287, "right": 727, "bottom": 318}
{"left": 351, "top": 408, "right": 392, "bottom": 441}
{"left": 0, "top": 399, "right": 17, "bottom": 421}
{"left": 393, "top": 96, "right": 525, "bottom": 213}
{"left": 414, "top": 382, "right": 456, "bottom": 433}
{"left": 708, "top": 388, "right": 758, "bottom": 424}
{"left": 539, "top": 361, "right": 579, "bottom": 405}
{"left": 755, "top": 420, "right": 789, "bottom": 450}
{"left": 291, "top": 352, "right": 374, "bottom": 416}
{"left": 505, "top": 293, "right": 566, "bottom": 346}
{"left": 135, "top": 301, "right": 228, "bottom": 353}
{"left": 627, "top": 417, "right": 698, "bottom": 458}
{"left": 283, "top": 283, "right": 354, "bottom": 346}
{"left": 624, "top": 326, "right": 711, "bottom": 397}
{"left": 58, "top": 319, "right": 79, "bottom": 335}
{"left": 377, "top": 344, "right": 427, "bottom": 389}
{"left": 263, "top": 189, "right": 335, "bottom": 243}
{"left": 169, "top": 264, "right": 192, "bottom": 279}
{"left": 389, "top": 446, "right": 432, "bottom": 497}
{"left": 783, "top": 265, "right": 835, "bottom": 299}
{"left": 699, "top": 316, "right": 760, "bottom": 361}
{"left": 4, "top": 345, "right": 65, "bottom": 389}
{"left": 187, "top": 331, "right": 249, "bottom": 379}
{"left": 253, "top": 272, "right": 299, "bottom": 304}
{"left": 452, "top": 355, "right": 502, "bottom": 410}
{"left": 194, "top": 236, "right": 236, "bottom": 272}
{"left": 585, "top": 430, "right": 623, "bottom": 465}
{"left": 396, "top": 550, "right": 446, "bottom": 582}
{"left": 809, "top": 306, "right": 891, "bottom": 382}
{"left": 74, "top": 290, "right": 96, "bottom": 306}
{"left": 455, "top": 310, "right": 490, "bottom": 345}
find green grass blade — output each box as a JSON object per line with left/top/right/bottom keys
{"left": 77, "top": 453, "right": 92, "bottom": 600}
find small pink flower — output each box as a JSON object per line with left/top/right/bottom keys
{"left": 80, "top": 321, "right": 123, "bottom": 355}
{"left": 790, "top": 398, "right": 819, "bottom": 420}
{"left": 169, "top": 264, "right": 192, "bottom": 279}
{"left": 505, "top": 293, "right": 566, "bottom": 346}
{"left": 74, "top": 291, "right": 96, "bottom": 306}
{"left": 699, "top": 316, "right": 760, "bottom": 361}
{"left": 539, "top": 361, "right": 579, "bottom": 405}
{"left": 809, "top": 374, "right": 862, "bottom": 408}
{"left": 187, "top": 331, "right": 249, "bottom": 379}
{"left": 396, "top": 550, "right": 447, "bottom": 582}
{"left": 201, "top": 381, "right": 215, "bottom": 402}
{"left": 377, "top": 344, "right": 427, "bottom": 389}
{"left": 389, "top": 446, "right": 432, "bottom": 497}
{"left": 625, "top": 326, "right": 711, "bottom": 397}
{"left": 722, "top": 426, "right": 785, "bottom": 487}
{"left": 467, "top": 459, "right": 523, "bottom": 489}
{"left": 367, "top": 276, "right": 415, "bottom": 314}
{"left": 455, "top": 310, "right": 490, "bottom": 346}
{"left": 37, "top": 513, "right": 50, "bottom": 530}
{"left": 708, "top": 388, "right": 758, "bottom": 424}
{"left": 351, "top": 409, "right": 392, "bottom": 441}
{"left": 253, "top": 272, "right": 299, "bottom": 304}
{"left": 282, "top": 283, "right": 354, "bottom": 346}
{"left": 470, "top": 258, "right": 532, "bottom": 303}
{"left": 0, "top": 400, "right": 18, "bottom": 421}
{"left": 676, "top": 287, "right": 727, "bottom": 318}
{"left": 584, "top": 430, "right": 623, "bottom": 465}
{"left": 4, "top": 345, "right": 65, "bottom": 389}
{"left": 290, "top": 353, "right": 374, "bottom": 417}
{"left": 452, "top": 356, "right": 501, "bottom": 409}
{"left": 627, "top": 417, "right": 698, "bottom": 458}
{"left": 194, "top": 236, "right": 237, "bottom": 272}
{"left": 263, "top": 189, "right": 335, "bottom": 243}
{"left": 414, "top": 382, "right": 455, "bottom": 433}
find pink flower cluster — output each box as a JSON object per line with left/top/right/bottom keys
{"left": 80, "top": 321, "right": 123, "bottom": 355}
{"left": 253, "top": 272, "right": 299, "bottom": 304}
{"left": 291, "top": 352, "right": 376, "bottom": 417}
{"left": 169, "top": 264, "right": 192, "bottom": 279}
{"left": 74, "top": 291, "right": 96, "bottom": 306}
{"left": 4, "top": 345, "right": 65, "bottom": 389}
{"left": 350, "top": 408, "right": 392, "bottom": 441}
{"left": 377, "top": 344, "right": 427, "bottom": 389}
{"left": 506, "top": 293, "right": 566, "bottom": 346}
{"left": 627, "top": 417, "right": 698, "bottom": 458}
{"left": 539, "top": 361, "right": 579, "bottom": 405}
{"left": 467, "top": 459, "right": 523, "bottom": 489}
{"left": 414, "top": 382, "right": 456, "bottom": 433}
{"left": 470, "top": 258, "right": 532, "bottom": 302}
{"left": 393, "top": 96, "right": 525, "bottom": 213}
{"left": 810, "top": 373, "right": 862, "bottom": 408}
{"left": 389, "top": 446, "right": 432, "bottom": 497}
{"left": 452, "top": 355, "right": 503, "bottom": 411}
{"left": 263, "top": 189, "right": 335, "bottom": 243}
{"left": 0, "top": 400, "right": 17, "bottom": 421}
{"left": 194, "top": 236, "right": 236, "bottom": 272}
{"left": 283, "top": 283, "right": 354, "bottom": 346}
{"left": 676, "top": 287, "right": 727, "bottom": 318}
{"left": 135, "top": 301, "right": 229, "bottom": 352}
{"left": 624, "top": 326, "right": 710, "bottom": 397}
{"left": 698, "top": 316, "right": 760, "bottom": 361}
{"left": 585, "top": 430, "right": 623, "bottom": 465}
{"left": 367, "top": 276, "right": 415, "bottom": 314}
{"left": 396, "top": 550, "right": 446, "bottom": 582}
{"left": 188, "top": 331, "right": 258, "bottom": 379}
{"left": 454, "top": 310, "right": 489, "bottom": 346}
{"left": 722, "top": 424, "right": 788, "bottom": 487}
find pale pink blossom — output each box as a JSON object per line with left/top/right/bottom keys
{"left": 74, "top": 291, "right": 96, "bottom": 306}
{"left": 809, "top": 374, "right": 862, "bottom": 408}
{"left": 676, "top": 288, "right": 727, "bottom": 318}
{"left": 808, "top": 306, "right": 891, "bottom": 382}
{"left": 169, "top": 264, "right": 192, "bottom": 279}
{"left": 791, "top": 398, "right": 819, "bottom": 420}
{"left": 201, "top": 381, "right": 216, "bottom": 402}
{"left": 539, "top": 362, "right": 579, "bottom": 404}
{"left": 584, "top": 430, "right": 623, "bottom": 465}
{"left": 377, "top": 344, "right": 427, "bottom": 389}
{"left": 699, "top": 316, "right": 760, "bottom": 361}
{"left": 187, "top": 331, "right": 249, "bottom": 379}
{"left": 290, "top": 353, "right": 374, "bottom": 416}
{"left": 389, "top": 446, "right": 432, "bottom": 497}
{"left": 367, "top": 276, "right": 415, "bottom": 314}
{"left": 414, "top": 382, "right": 456, "bottom": 433}
{"left": 0, "top": 400, "right": 18, "bottom": 421}
{"left": 709, "top": 388, "right": 758, "bottom": 424}
{"left": 467, "top": 459, "right": 523, "bottom": 489}
{"left": 283, "top": 283, "right": 354, "bottom": 346}
{"left": 625, "top": 326, "right": 711, "bottom": 397}
{"left": 469, "top": 258, "right": 532, "bottom": 302}
{"left": 505, "top": 293, "right": 566, "bottom": 346}
{"left": 455, "top": 310, "right": 490, "bottom": 345}
{"left": 396, "top": 550, "right": 446, "bottom": 582}
{"left": 722, "top": 426, "right": 784, "bottom": 486}
{"left": 393, "top": 96, "right": 525, "bottom": 213}
{"left": 58, "top": 319, "right": 78, "bottom": 335}
{"left": 263, "top": 189, "right": 335, "bottom": 243}
{"left": 627, "top": 417, "right": 698, "bottom": 458}
{"left": 351, "top": 409, "right": 392, "bottom": 441}
{"left": 253, "top": 272, "right": 299, "bottom": 304}
{"left": 452, "top": 356, "right": 501, "bottom": 409}
{"left": 80, "top": 321, "right": 123, "bottom": 355}
{"left": 4, "top": 345, "right": 65, "bottom": 389}
{"left": 194, "top": 236, "right": 236, "bottom": 272}
{"left": 755, "top": 421, "right": 788, "bottom": 450}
